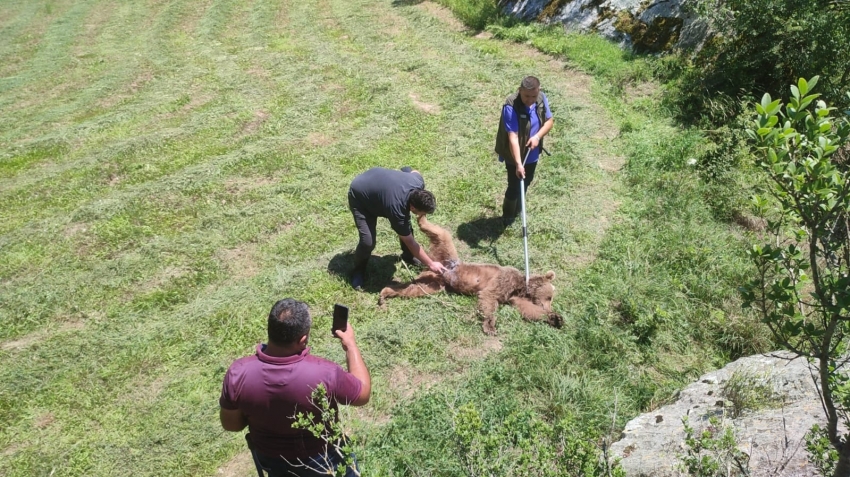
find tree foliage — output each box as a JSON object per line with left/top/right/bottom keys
{"left": 743, "top": 76, "right": 850, "bottom": 476}
{"left": 673, "top": 0, "right": 850, "bottom": 125}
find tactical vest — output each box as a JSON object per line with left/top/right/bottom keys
{"left": 494, "top": 92, "right": 547, "bottom": 160}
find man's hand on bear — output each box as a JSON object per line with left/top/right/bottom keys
{"left": 428, "top": 260, "right": 446, "bottom": 274}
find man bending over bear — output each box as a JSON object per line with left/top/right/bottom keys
{"left": 348, "top": 167, "right": 447, "bottom": 290}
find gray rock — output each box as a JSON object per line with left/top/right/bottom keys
{"left": 610, "top": 351, "right": 834, "bottom": 476}
{"left": 500, "top": 0, "right": 710, "bottom": 52}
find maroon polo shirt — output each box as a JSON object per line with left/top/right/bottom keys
{"left": 219, "top": 344, "right": 363, "bottom": 459}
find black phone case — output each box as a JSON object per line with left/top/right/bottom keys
{"left": 332, "top": 304, "right": 349, "bottom": 334}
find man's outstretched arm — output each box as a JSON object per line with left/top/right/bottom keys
{"left": 335, "top": 324, "right": 371, "bottom": 406}
{"left": 399, "top": 233, "right": 446, "bottom": 274}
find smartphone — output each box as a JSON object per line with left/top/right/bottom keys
{"left": 332, "top": 304, "right": 349, "bottom": 336}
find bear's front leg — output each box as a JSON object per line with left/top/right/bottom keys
{"left": 508, "top": 297, "right": 563, "bottom": 328}
{"left": 508, "top": 296, "right": 548, "bottom": 321}
{"left": 477, "top": 291, "right": 500, "bottom": 336}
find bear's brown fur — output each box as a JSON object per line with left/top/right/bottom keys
{"left": 379, "top": 215, "right": 563, "bottom": 335}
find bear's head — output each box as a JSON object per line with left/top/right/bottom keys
{"left": 527, "top": 271, "right": 562, "bottom": 328}
{"left": 527, "top": 271, "right": 556, "bottom": 309}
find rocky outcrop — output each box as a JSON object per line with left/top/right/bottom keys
{"left": 500, "top": 0, "right": 709, "bottom": 53}
{"left": 610, "top": 351, "right": 831, "bottom": 476}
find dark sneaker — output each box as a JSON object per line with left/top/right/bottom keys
{"left": 502, "top": 216, "right": 516, "bottom": 227}
{"left": 351, "top": 271, "right": 365, "bottom": 290}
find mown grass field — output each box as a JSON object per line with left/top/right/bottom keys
{"left": 0, "top": 0, "right": 767, "bottom": 475}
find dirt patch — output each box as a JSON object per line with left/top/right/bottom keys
{"left": 598, "top": 154, "right": 625, "bottom": 172}
{"left": 247, "top": 63, "right": 270, "bottom": 79}
{"left": 224, "top": 176, "right": 277, "bottom": 195}
{"left": 217, "top": 450, "right": 255, "bottom": 477}
{"left": 180, "top": 93, "right": 214, "bottom": 114}
{"left": 384, "top": 365, "right": 443, "bottom": 401}
{"left": 179, "top": 0, "right": 214, "bottom": 35}
{"left": 624, "top": 80, "right": 659, "bottom": 102}
{"left": 409, "top": 93, "right": 440, "bottom": 114}
{"left": 350, "top": 403, "right": 392, "bottom": 427}
{"left": 732, "top": 211, "right": 767, "bottom": 232}
{"left": 128, "top": 375, "right": 169, "bottom": 404}
{"left": 72, "top": 1, "right": 119, "bottom": 58}
{"left": 317, "top": 0, "right": 341, "bottom": 31}
{"left": 63, "top": 222, "right": 88, "bottom": 237}
{"left": 129, "top": 71, "right": 154, "bottom": 93}
{"left": 415, "top": 2, "right": 468, "bottom": 32}
{"left": 2, "top": 327, "right": 64, "bottom": 352}
{"left": 217, "top": 244, "right": 260, "bottom": 280}
{"left": 241, "top": 110, "right": 270, "bottom": 136}
{"left": 137, "top": 266, "right": 190, "bottom": 293}
{"left": 336, "top": 98, "right": 358, "bottom": 118}
{"left": 1, "top": 443, "right": 20, "bottom": 458}
{"left": 274, "top": 0, "right": 292, "bottom": 31}
{"left": 34, "top": 412, "right": 56, "bottom": 429}
{"left": 1, "top": 320, "right": 85, "bottom": 352}
{"left": 276, "top": 222, "right": 296, "bottom": 235}
{"left": 98, "top": 70, "right": 156, "bottom": 109}
{"left": 12, "top": 80, "right": 78, "bottom": 113}
{"left": 383, "top": 22, "right": 404, "bottom": 37}
{"left": 305, "top": 132, "right": 334, "bottom": 148}
{"left": 449, "top": 336, "right": 503, "bottom": 361}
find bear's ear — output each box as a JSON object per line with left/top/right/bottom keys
{"left": 545, "top": 271, "right": 555, "bottom": 281}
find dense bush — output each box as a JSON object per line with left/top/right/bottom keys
{"left": 431, "top": 0, "right": 502, "bottom": 30}
{"left": 669, "top": 0, "right": 850, "bottom": 126}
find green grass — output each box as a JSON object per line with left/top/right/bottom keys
{"left": 0, "top": 0, "right": 769, "bottom": 475}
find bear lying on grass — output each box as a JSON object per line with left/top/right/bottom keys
{"left": 379, "top": 215, "right": 563, "bottom": 335}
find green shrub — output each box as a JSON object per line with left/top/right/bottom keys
{"left": 669, "top": 0, "right": 850, "bottom": 126}
{"left": 720, "top": 370, "right": 781, "bottom": 418}
{"left": 431, "top": 0, "right": 502, "bottom": 30}
{"left": 806, "top": 424, "right": 839, "bottom": 477}
{"left": 679, "top": 415, "right": 749, "bottom": 476}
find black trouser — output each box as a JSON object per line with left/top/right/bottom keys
{"left": 348, "top": 197, "right": 410, "bottom": 272}
{"left": 505, "top": 160, "right": 537, "bottom": 201}
{"left": 255, "top": 450, "right": 359, "bottom": 477}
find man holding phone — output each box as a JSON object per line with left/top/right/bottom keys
{"left": 219, "top": 298, "right": 370, "bottom": 477}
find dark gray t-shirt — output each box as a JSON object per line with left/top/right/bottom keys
{"left": 348, "top": 167, "right": 425, "bottom": 236}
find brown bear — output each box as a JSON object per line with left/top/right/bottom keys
{"left": 379, "top": 215, "right": 563, "bottom": 335}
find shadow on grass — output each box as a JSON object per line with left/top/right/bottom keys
{"left": 456, "top": 216, "right": 508, "bottom": 263}
{"left": 391, "top": 0, "right": 425, "bottom": 6}
{"left": 327, "top": 252, "right": 400, "bottom": 293}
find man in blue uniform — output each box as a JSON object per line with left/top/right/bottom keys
{"left": 494, "top": 76, "right": 554, "bottom": 226}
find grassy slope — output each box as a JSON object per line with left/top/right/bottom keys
{"left": 0, "top": 1, "right": 764, "bottom": 476}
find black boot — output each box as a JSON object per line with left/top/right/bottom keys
{"left": 502, "top": 197, "right": 518, "bottom": 227}
{"left": 514, "top": 195, "right": 523, "bottom": 220}
{"left": 351, "top": 256, "right": 369, "bottom": 290}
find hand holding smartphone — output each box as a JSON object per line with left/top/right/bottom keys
{"left": 332, "top": 304, "right": 349, "bottom": 336}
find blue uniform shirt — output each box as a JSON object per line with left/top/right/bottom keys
{"left": 499, "top": 93, "right": 552, "bottom": 165}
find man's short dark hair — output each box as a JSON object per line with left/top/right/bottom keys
{"left": 409, "top": 189, "right": 436, "bottom": 214}
{"left": 520, "top": 76, "right": 540, "bottom": 90}
{"left": 268, "top": 298, "right": 311, "bottom": 345}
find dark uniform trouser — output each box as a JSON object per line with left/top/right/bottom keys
{"left": 503, "top": 160, "right": 538, "bottom": 217}
{"left": 349, "top": 200, "right": 377, "bottom": 273}
{"left": 349, "top": 198, "right": 411, "bottom": 273}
